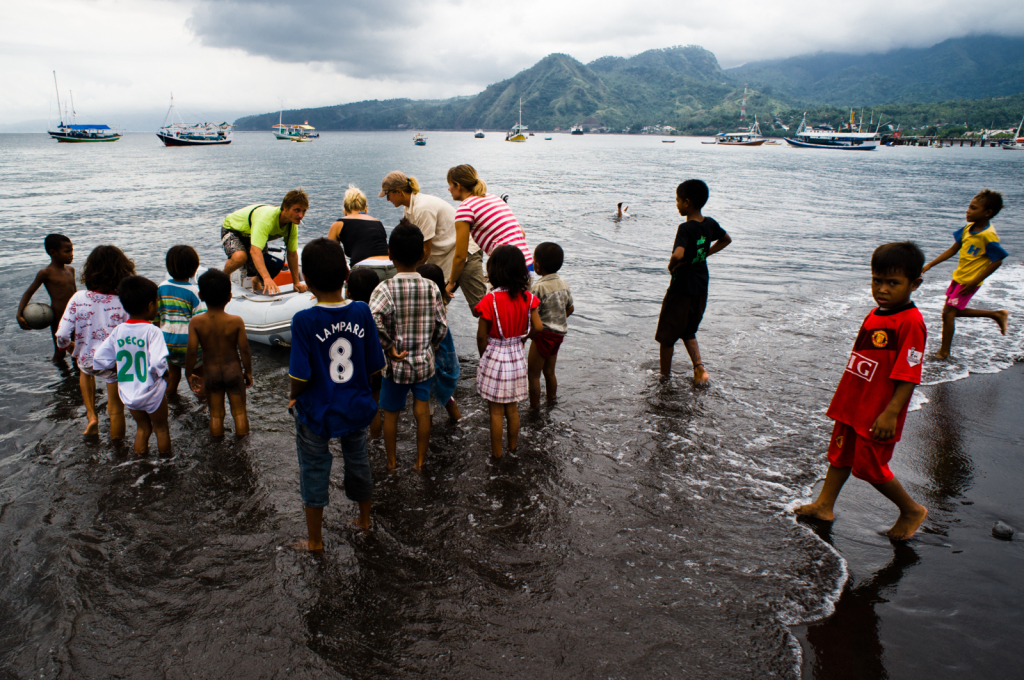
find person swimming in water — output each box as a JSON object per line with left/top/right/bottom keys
{"left": 185, "top": 269, "right": 253, "bottom": 438}
{"left": 617, "top": 202, "right": 631, "bottom": 219}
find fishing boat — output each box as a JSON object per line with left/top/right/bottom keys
{"left": 702, "top": 117, "right": 768, "bottom": 146}
{"left": 784, "top": 112, "right": 879, "bottom": 150}
{"left": 505, "top": 98, "right": 528, "bottom": 142}
{"left": 413, "top": 133, "right": 427, "bottom": 146}
{"left": 156, "top": 96, "right": 233, "bottom": 146}
{"left": 544, "top": 137, "right": 552, "bottom": 140}
{"left": 47, "top": 72, "right": 121, "bottom": 143}
{"left": 474, "top": 129, "right": 485, "bottom": 138}
{"left": 1001, "top": 116, "right": 1024, "bottom": 150}
{"left": 570, "top": 125, "right": 584, "bottom": 135}
{"left": 272, "top": 107, "right": 316, "bottom": 141}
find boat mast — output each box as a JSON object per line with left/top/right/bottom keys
{"left": 70, "top": 91, "right": 77, "bottom": 125}
{"left": 519, "top": 97, "right": 522, "bottom": 129}
{"left": 52, "top": 71, "right": 64, "bottom": 126}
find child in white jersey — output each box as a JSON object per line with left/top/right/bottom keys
{"left": 55, "top": 245, "right": 134, "bottom": 438}
{"left": 94, "top": 276, "right": 171, "bottom": 454}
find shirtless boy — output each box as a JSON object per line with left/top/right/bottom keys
{"left": 17, "top": 234, "right": 77, "bottom": 361}
{"left": 185, "top": 269, "right": 253, "bottom": 437}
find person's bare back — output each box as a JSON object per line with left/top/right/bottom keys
{"left": 18, "top": 239, "right": 78, "bottom": 360}
{"left": 186, "top": 308, "right": 253, "bottom": 437}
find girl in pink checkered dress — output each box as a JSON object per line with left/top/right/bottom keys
{"left": 475, "top": 246, "right": 543, "bottom": 458}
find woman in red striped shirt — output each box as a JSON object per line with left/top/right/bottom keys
{"left": 445, "top": 164, "right": 533, "bottom": 298}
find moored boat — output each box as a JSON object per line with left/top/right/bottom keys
{"left": 506, "top": 98, "right": 528, "bottom": 142}
{"left": 570, "top": 125, "right": 584, "bottom": 135}
{"left": 156, "top": 96, "right": 233, "bottom": 146}
{"left": 703, "top": 117, "right": 768, "bottom": 146}
{"left": 1001, "top": 116, "right": 1024, "bottom": 150}
{"left": 47, "top": 72, "right": 121, "bottom": 143}
{"left": 414, "top": 133, "right": 427, "bottom": 146}
{"left": 272, "top": 107, "right": 316, "bottom": 141}
{"left": 784, "top": 112, "right": 879, "bottom": 150}
{"left": 474, "top": 129, "right": 485, "bottom": 138}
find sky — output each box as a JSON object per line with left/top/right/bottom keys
{"left": 3, "top": 0, "right": 1023, "bottom": 130}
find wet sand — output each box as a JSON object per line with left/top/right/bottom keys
{"left": 792, "top": 362, "right": 1024, "bottom": 679}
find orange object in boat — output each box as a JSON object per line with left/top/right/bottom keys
{"left": 273, "top": 263, "right": 293, "bottom": 286}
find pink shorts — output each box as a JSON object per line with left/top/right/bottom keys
{"left": 827, "top": 422, "right": 896, "bottom": 485}
{"left": 945, "top": 281, "right": 978, "bottom": 310}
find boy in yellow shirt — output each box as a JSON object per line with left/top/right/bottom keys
{"left": 922, "top": 189, "right": 1009, "bottom": 359}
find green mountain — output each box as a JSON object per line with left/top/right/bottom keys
{"left": 727, "top": 35, "right": 1024, "bottom": 105}
{"left": 233, "top": 37, "right": 1024, "bottom": 134}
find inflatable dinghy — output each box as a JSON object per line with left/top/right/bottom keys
{"left": 225, "top": 282, "right": 315, "bottom": 347}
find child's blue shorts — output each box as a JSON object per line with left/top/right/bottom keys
{"left": 379, "top": 376, "right": 432, "bottom": 412}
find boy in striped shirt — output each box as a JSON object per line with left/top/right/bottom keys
{"left": 157, "top": 245, "right": 206, "bottom": 396}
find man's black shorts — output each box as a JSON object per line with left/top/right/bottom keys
{"left": 655, "top": 291, "right": 707, "bottom": 344}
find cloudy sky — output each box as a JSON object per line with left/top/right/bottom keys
{"left": 3, "top": 0, "right": 1023, "bottom": 129}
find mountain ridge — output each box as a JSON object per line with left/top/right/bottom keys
{"left": 233, "top": 36, "right": 1024, "bottom": 133}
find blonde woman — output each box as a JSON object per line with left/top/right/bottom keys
{"left": 327, "top": 186, "right": 397, "bottom": 282}
{"left": 381, "top": 170, "right": 487, "bottom": 311}
{"left": 446, "top": 165, "right": 533, "bottom": 303}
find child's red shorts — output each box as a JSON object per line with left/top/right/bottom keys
{"left": 827, "top": 421, "right": 896, "bottom": 485}
{"left": 532, "top": 329, "right": 565, "bottom": 358}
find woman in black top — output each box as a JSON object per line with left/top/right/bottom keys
{"left": 327, "top": 186, "right": 397, "bottom": 281}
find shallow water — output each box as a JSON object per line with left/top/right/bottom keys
{"left": 1, "top": 132, "right": 1021, "bottom": 678}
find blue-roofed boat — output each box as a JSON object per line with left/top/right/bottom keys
{"left": 47, "top": 72, "right": 122, "bottom": 143}
{"left": 783, "top": 112, "right": 879, "bottom": 151}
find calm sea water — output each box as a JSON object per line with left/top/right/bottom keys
{"left": 1, "top": 132, "right": 1021, "bottom": 678}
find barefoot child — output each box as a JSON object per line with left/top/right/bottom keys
{"left": 18, "top": 234, "right": 78, "bottom": 362}
{"left": 417, "top": 263, "right": 462, "bottom": 422}
{"left": 55, "top": 245, "right": 133, "bottom": 438}
{"left": 93, "top": 276, "right": 171, "bottom": 454}
{"left": 656, "top": 179, "right": 731, "bottom": 384}
{"left": 528, "top": 242, "right": 574, "bottom": 407}
{"left": 345, "top": 267, "right": 384, "bottom": 438}
{"left": 796, "top": 242, "right": 929, "bottom": 541}
{"left": 921, "top": 189, "right": 1009, "bottom": 359}
{"left": 475, "top": 246, "right": 543, "bottom": 458}
{"left": 369, "top": 220, "right": 448, "bottom": 470}
{"left": 288, "top": 239, "right": 386, "bottom": 545}
{"left": 156, "top": 245, "right": 206, "bottom": 396}
{"left": 185, "top": 270, "right": 252, "bottom": 438}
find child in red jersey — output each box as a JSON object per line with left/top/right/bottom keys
{"left": 796, "top": 242, "right": 929, "bottom": 541}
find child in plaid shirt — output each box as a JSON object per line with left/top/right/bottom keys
{"left": 369, "top": 219, "right": 448, "bottom": 470}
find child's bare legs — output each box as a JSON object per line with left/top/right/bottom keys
{"left": 301, "top": 506, "right": 325, "bottom": 552}
{"left": 682, "top": 338, "right": 709, "bottom": 385}
{"left": 528, "top": 342, "right": 545, "bottom": 407}
{"left": 659, "top": 343, "right": 674, "bottom": 377}
{"left": 227, "top": 391, "right": 249, "bottom": 437}
{"left": 370, "top": 387, "right": 382, "bottom": 439}
{"left": 80, "top": 371, "right": 99, "bottom": 435}
{"left": 542, "top": 354, "right": 559, "bottom": 402}
{"left": 505, "top": 402, "right": 520, "bottom": 451}
{"left": 165, "top": 364, "right": 182, "bottom": 397}
{"left": 487, "top": 401, "right": 505, "bottom": 457}
{"left": 130, "top": 408, "right": 153, "bottom": 454}
{"left": 795, "top": 465, "right": 852, "bottom": 521}
{"left": 873, "top": 478, "right": 928, "bottom": 540}
{"left": 936, "top": 304, "right": 1009, "bottom": 358}
{"left": 383, "top": 410, "right": 399, "bottom": 469}
{"left": 207, "top": 390, "right": 227, "bottom": 437}
{"left": 130, "top": 399, "right": 173, "bottom": 456}
{"left": 106, "top": 382, "right": 125, "bottom": 440}
{"left": 445, "top": 397, "right": 461, "bottom": 421}
{"left": 412, "top": 398, "right": 431, "bottom": 469}
{"left": 355, "top": 500, "right": 371, "bottom": 531}
{"left": 50, "top": 329, "right": 67, "bottom": 363}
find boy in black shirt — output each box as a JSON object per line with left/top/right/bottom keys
{"left": 656, "top": 179, "right": 731, "bottom": 384}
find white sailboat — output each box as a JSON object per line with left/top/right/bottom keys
{"left": 156, "top": 95, "right": 233, "bottom": 146}
{"left": 1001, "top": 116, "right": 1024, "bottom": 151}
{"left": 505, "top": 98, "right": 527, "bottom": 142}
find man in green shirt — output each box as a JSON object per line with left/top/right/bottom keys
{"left": 222, "top": 189, "right": 309, "bottom": 295}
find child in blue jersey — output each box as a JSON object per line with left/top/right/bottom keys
{"left": 922, "top": 189, "right": 1009, "bottom": 359}
{"left": 157, "top": 245, "right": 206, "bottom": 396}
{"left": 288, "top": 238, "right": 386, "bottom": 549}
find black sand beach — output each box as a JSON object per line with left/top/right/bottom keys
{"left": 793, "top": 362, "right": 1024, "bottom": 679}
